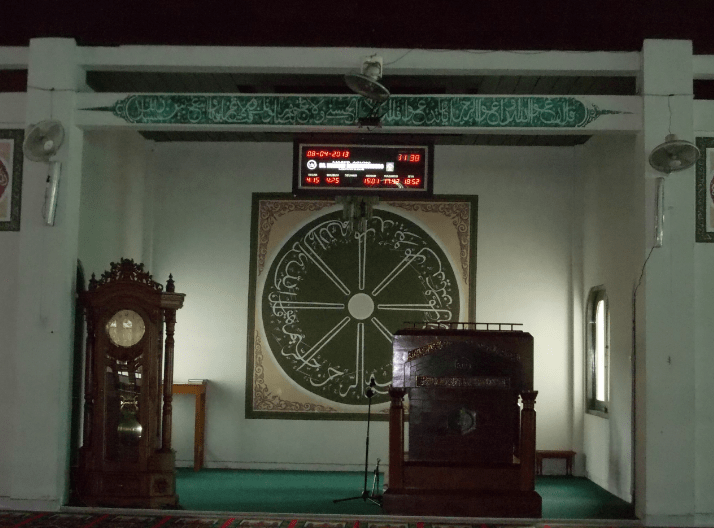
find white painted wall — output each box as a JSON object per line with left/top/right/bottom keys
{"left": 146, "top": 141, "right": 578, "bottom": 469}
{"left": 578, "top": 134, "right": 642, "bottom": 502}
{"left": 78, "top": 129, "right": 152, "bottom": 272}
{"left": 0, "top": 93, "right": 27, "bottom": 500}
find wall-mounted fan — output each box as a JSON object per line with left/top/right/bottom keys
{"left": 648, "top": 134, "right": 700, "bottom": 174}
{"left": 648, "top": 134, "right": 700, "bottom": 247}
{"left": 345, "top": 56, "right": 390, "bottom": 103}
{"left": 23, "top": 120, "right": 65, "bottom": 162}
{"left": 23, "top": 120, "right": 66, "bottom": 226}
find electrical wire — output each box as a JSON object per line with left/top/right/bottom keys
{"left": 634, "top": 244, "right": 656, "bottom": 297}
{"left": 27, "top": 85, "right": 76, "bottom": 93}
{"left": 383, "top": 48, "right": 415, "bottom": 66}
{"left": 381, "top": 46, "right": 642, "bottom": 67}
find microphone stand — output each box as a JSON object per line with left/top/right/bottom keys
{"left": 333, "top": 378, "right": 382, "bottom": 507}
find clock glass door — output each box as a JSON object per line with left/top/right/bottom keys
{"left": 104, "top": 309, "right": 146, "bottom": 462}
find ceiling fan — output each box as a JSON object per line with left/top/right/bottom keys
{"left": 345, "top": 56, "right": 390, "bottom": 103}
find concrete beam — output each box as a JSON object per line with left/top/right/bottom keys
{"left": 79, "top": 45, "right": 641, "bottom": 77}
{"left": 0, "top": 47, "right": 29, "bottom": 70}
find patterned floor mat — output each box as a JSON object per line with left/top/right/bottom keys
{"left": 0, "top": 513, "right": 543, "bottom": 528}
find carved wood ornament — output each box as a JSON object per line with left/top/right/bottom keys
{"left": 75, "top": 259, "right": 184, "bottom": 508}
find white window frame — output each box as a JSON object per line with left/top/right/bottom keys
{"left": 586, "top": 285, "right": 609, "bottom": 417}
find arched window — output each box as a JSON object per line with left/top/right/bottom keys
{"left": 586, "top": 286, "right": 609, "bottom": 416}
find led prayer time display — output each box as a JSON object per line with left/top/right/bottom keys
{"left": 294, "top": 143, "right": 432, "bottom": 196}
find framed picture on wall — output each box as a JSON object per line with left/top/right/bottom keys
{"left": 0, "top": 129, "right": 23, "bottom": 231}
{"left": 245, "top": 193, "right": 478, "bottom": 420}
{"left": 696, "top": 137, "right": 714, "bottom": 243}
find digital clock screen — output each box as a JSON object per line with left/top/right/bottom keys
{"left": 293, "top": 143, "right": 433, "bottom": 196}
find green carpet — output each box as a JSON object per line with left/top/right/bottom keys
{"left": 175, "top": 469, "right": 636, "bottom": 520}
{"left": 176, "top": 469, "right": 383, "bottom": 516}
{"left": 535, "top": 476, "right": 635, "bottom": 519}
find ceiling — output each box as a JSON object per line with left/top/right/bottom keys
{"left": 4, "top": 1, "right": 714, "bottom": 54}
{"left": 86, "top": 71, "right": 638, "bottom": 146}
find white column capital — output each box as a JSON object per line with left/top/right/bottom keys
{"left": 27, "top": 38, "right": 83, "bottom": 92}
{"left": 642, "top": 39, "right": 693, "bottom": 96}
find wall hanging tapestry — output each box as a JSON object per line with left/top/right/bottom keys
{"left": 246, "top": 193, "right": 477, "bottom": 420}
{"left": 0, "top": 129, "right": 23, "bottom": 231}
{"left": 696, "top": 137, "right": 714, "bottom": 242}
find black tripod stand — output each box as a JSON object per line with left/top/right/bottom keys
{"left": 333, "top": 378, "right": 382, "bottom": 507}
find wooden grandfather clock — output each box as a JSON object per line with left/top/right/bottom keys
{"left": 75, "top": 259, "right": 184, "bottom": 508}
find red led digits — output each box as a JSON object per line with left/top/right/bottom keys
{"left": 305, "top": 149, "right": 351, "bottom": 158}
{"left": 297, "top": 144, "right": 429, "bottom": 195}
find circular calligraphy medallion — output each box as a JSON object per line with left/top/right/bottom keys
{"left": 261, "top": 208, "right": 460, "bottom": 406}
{"left": 348, "top": 293, "right": 374, "bottom": 320}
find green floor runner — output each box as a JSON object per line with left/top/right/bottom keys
{"left": 537, "top": 476, "right": 635, "bottom": 519}
{"left": 175, "top": 469, "right": 636, "bottom": 519}
{"left": 176, "top": 469, "right": 382, "bottom": 515}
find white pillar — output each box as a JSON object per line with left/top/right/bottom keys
{"left": 11, "top": 38, "right": 85, "bottom": 508}
{"left": 637, "top": 39, "right": 697, "bottom": 525}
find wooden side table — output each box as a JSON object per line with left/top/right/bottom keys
{"left": 172, "top": 381, "right": 208, "bottom": 471}
{"left": 535, "top": 450, "right": 576, "bottom": 476}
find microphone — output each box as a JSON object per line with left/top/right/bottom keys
{"left": 366, "top": 376, "right": 376, "bottom": 398}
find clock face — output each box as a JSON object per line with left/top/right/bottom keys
{"left": 106, "top": 309, "right": 146, "bottom": 348}
{"left": 260, "top": 208, "right": 460, "bottom": 406}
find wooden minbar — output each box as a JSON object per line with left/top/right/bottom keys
{"left": 383, "top": 323, "right": 541, "bottom": 518}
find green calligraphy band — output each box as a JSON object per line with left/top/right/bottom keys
{"left": 96, "top": 94, "right": 625, "bottom": 128}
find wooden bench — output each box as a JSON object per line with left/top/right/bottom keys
{"left": 535, "top": 450, "right": 576, "bottom": 476}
